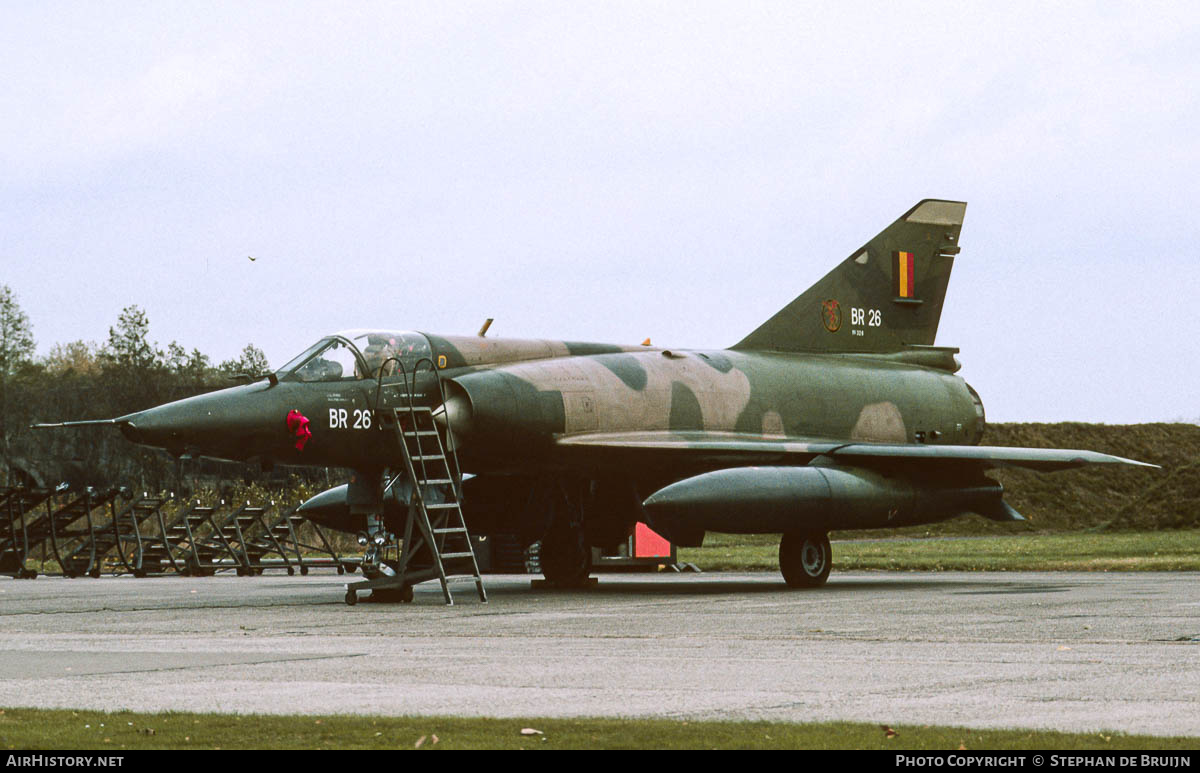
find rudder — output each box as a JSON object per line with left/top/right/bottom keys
{"left": 733, "top": 199, "right": 966, "bottom": 354}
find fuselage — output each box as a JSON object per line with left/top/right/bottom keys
{"left": 116, "top": 330, "right": 985, "bottom": 479}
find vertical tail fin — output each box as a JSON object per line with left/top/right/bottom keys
{"left": 733, "top": 199, "right": 966, "bottom": 354}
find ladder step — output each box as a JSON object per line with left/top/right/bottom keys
{"left": 439, "top": 552, "right": 475, "bottom": 560}
{"left": 411, "top": 455, "right": 445, "bottom": 462}
{"left": 421, "top": 478, "right": 454, "bottom": 485}
{"left": 433, "top": 527, "right": 468, "bottom": 534}
{"left": 425, "top": 503, "right": 459, "bottom": 510}
{"left": 403, "top": 431, "right": 441, "bottom": 437}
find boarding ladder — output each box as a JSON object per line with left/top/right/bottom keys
{"left": 344, "top": 358, "right": 486, "bottom": 605}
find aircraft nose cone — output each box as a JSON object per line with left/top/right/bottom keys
{"left": 116, "top": 417, "right": 144, "bottom": 445}
{"left": 116, "top": 384, "right": 278, "bottom": 459}
{"left": 117, "top": 405, "right": 194, "bottom": 452}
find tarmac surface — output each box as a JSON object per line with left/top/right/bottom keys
{"left": 1, "top": 570, "right": 1198, "bottom": 736}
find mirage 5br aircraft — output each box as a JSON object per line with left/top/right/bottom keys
{"left": 37, "top": 199, "right": 1153, "bottom": 601}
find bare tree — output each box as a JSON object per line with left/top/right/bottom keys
{"left": 44, "top": 340, "right": 100, "bottom": 376}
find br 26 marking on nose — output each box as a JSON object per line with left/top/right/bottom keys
{"left": 329, "top": 408, "right": 371, "bottom": 429}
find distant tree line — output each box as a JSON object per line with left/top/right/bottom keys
{"left": 0, "top": 284, "right": 301, "bottom": 491}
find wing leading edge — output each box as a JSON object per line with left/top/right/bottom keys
{"left": 555, "top": 431, "right": 1157, "bottom": 473}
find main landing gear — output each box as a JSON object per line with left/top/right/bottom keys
{"left": 779, "top": 531, "right": 832, "bottom": 588}
{"left": 539, "top": 518, "right": 592, "bottom": 587}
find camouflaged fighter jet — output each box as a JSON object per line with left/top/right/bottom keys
{"left": 35, "top": 199, "right": 1154, "bottom": 594}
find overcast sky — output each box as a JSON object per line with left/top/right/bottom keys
{"left": 2, "top": 1, "right": 1197, "bottom": 423}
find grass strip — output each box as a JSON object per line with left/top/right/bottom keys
{"left": 679, "top": 530, "right": 1200, "bottom": 572}
{"left": 1, "top": 708, "right": 1195, "bottom": 750}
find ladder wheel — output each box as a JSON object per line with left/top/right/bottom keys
{"left": 345, "top": 589, "right": 358, "bottom": 606}
{"left": 402, "top": 584, "right": 414, "bottom": 603}
{"left": 287, "top": 567, "right": 295, "bottom": 576}
{"left": 336, "top": 565, "right": 345, "bottom": 575}
{"left": 300, "top": 566, "right": 309, "bottom": 576}
{"left": 89, "top": 568, "right": 101, "bottom": 579}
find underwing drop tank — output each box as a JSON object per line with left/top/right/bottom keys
{"left": 641, "top": 465, "right": 1022, "bottom": 543}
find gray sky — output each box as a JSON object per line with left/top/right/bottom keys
{"left": 2, "top": 1, "right": 1197, "bottom": 423}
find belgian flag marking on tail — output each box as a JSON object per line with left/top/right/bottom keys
{"left": 893, "top": 251, "right": 915, "bottom": 299}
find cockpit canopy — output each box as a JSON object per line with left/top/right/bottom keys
{"left": 277, "top": 330, "right": 433, "bottom": 382}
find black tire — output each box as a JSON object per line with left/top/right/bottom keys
{"left": 779, "top": 532, "right": 832, "bottom": 588}
{"left": 540, "top": 525, "right": 592, "bottom": 587}
{"left": 345, "top": 589, "right": 358, "bottom": 606}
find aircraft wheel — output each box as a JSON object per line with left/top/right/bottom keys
{"left": 780, "top": 531, "right": 832, "bottom": 588}
{"left": 540, "top": 526, "right": 592, "bottom": 587}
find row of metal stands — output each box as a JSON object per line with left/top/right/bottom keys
{"left": 0, "top": 485, "right": 355, "bottom": 579}
{"left": 0, "top": 484, "right": 125, "bottom": 578}
{"left": 1, "top": 485, "right": 61, "bottom": 578}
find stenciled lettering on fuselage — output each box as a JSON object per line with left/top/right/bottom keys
{"left": 825, "top": 299, "right": 883, "bottom": 337}
{"left": 848, "top": 306, "right": 882, "bottom": 337}
{"left": 328, "top": 407, "right": 373, "bottom": 430}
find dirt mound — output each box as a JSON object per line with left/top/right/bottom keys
{"left": 985, "top": 423, "right": 1200, "bottom": 532}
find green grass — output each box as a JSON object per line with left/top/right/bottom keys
{"left": 19, "top": 530, "right": 1200, "bottom": 577}
{"left": 679, "top": 530, "right": 1200, "bottom": 572}
{"left": 0, "top": 708, "right": 1195, "bottom": 750}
